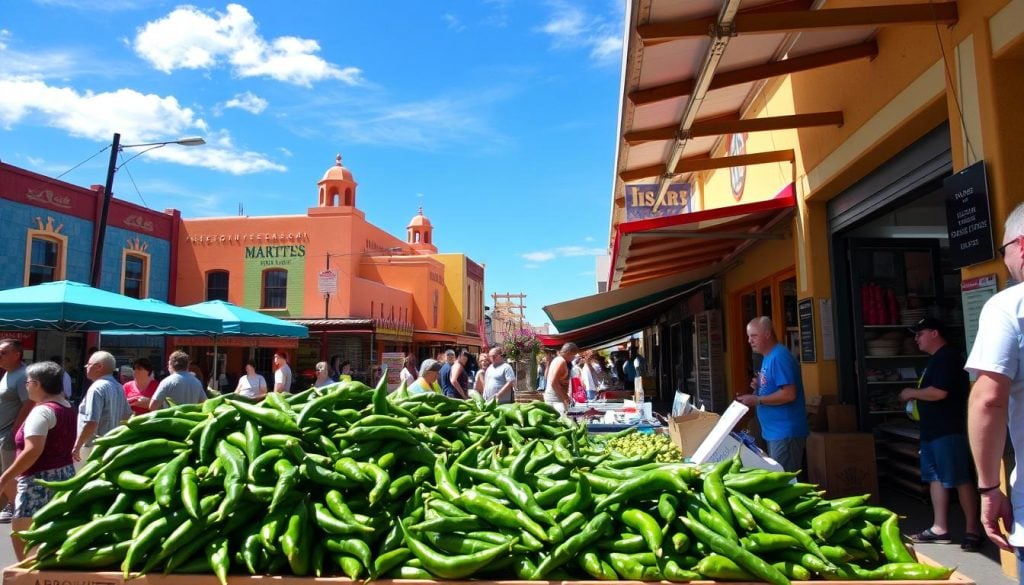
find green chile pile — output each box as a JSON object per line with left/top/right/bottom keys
{"left": 605, "top": 431, "right": 681, "bottom": 463}
{"left": 18, "top": 378, "right": 954, "bottom": 584}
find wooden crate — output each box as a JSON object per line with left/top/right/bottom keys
{"left": 1, "top": 553, "right": 976, "bottom": 585}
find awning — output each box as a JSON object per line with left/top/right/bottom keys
{"left": 168, "top": 335, "right": 299, "bottom": 349}
{"left": 414, "top": 331, "right": 485, "bottom": 348}
{"left": 610, "top": 185, "right": 796, "bottom": 288}
{"left": 544, "top": 268, "right": 717, "bottom": 333}
{"left": 610, "top": 0, "right": 957, "bottom": 232}
{"left": 539, "top": 280, "right": 706, "bottom": 350}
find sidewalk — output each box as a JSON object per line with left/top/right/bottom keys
{"left": 882, "top": 486, "right": 1014, "bottom": 583}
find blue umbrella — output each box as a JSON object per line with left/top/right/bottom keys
{"left": 0, "top": 281, "right": 222, "bottom": 334}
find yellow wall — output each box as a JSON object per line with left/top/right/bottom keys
{"left": 698, "top": 0, "right": 1024, "bottom": 406}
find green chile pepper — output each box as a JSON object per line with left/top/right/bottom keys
{"left": 398, "top": 518, "right": 515, "bottom": 579}
{"left": 880, "top": 513, "right": 916, "bottom": 563}
{"left": 620, "top": 508, "right": 663, "bottom": 556}
{"left": 679, "top": 514, "right": 788, "bottom": 585}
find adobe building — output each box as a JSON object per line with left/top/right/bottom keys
{"left": 0, "top": 161, "right": 182, "bottom": 386}
{"left": 174, "top": 155, "right": 485, "bottom": 387}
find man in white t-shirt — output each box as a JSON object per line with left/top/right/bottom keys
{"left": 967, "top": 202, "right": 1024, "bottom": 566}
{"left": 273, "top": 351, "right": 293, "bottom": 393}
{"left": 483, "top": 348, "right": 516, "bottom": 404}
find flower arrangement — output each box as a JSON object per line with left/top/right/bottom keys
{"left": 501, "top": 328, "right": 542, "bottom": 362}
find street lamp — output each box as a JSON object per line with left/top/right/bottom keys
{"left": 91, "top": 132, "right": 206, "bottom": 287}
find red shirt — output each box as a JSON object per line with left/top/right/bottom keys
{"left": 124, "top": 378, "right": 158, "bottom": 416}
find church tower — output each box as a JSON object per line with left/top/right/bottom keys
{"left": 309, "top": 154, "right": 364, "bottom": 218}
{"left": 406, "top": 207, "right": 437, "bottom": 254}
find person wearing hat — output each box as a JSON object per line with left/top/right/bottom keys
{"left": 409, "top": 359, "right": 443, "bottom": 394}
{"left": 899, "top": 317, "right": 980, "bottom": 550}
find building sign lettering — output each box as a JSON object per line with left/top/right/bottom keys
{"left": 25, "top": 188, "right": 72, "bottom": 209}
{"left": 624, "top": 183, "right": 692, "bottom": 221}
{"left": 187, "top": 232, "right": 310, "bottom": 245}
{"left": 124, "top": 214, "right": 154, "bottom": 232}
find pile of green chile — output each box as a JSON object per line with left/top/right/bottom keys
{"left": 18, "top": 379, "right": 955, "bottom": 584}
{"left": 604, "top": 430, "right": 681, "bottom": 463}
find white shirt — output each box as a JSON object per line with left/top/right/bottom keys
{"left": 275, "top": 363, "right": 293, "bottom": 393}
{"left": 400, "top": 368, "right": 416, "bottom": 387}
{"left": 236, "top": 374, "right": 267, "bottom": 398}
{"left": 965, "top": 283, "right": 1024, "bottom": 546}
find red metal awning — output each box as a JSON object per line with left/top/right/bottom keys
{"left": 610, "top": 183, "right": 796, "bottom": 287}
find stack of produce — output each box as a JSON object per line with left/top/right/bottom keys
{"left": 604, "top": 430, "right": 681, "bottom": 463}
{"left": 18, "top": 379, "right": 955, "bottom": 583}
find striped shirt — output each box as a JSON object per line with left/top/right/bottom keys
{"left": 77, "top": 374, "right": 132, "bottom": 447}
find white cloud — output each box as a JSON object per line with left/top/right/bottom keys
{"left": 443, "top": 14, "right": 466, "bottom": 32}
{"left": 0, "top": 30, "right": 88, "bottom": 79}
{"left": 524, "top": 264, "right": 540, "bottom": 270}
{"left": 133, "top": 4, "right": 362, "bottom": 87}
{"left": 224, "top": 91, "right": 268, "bottom": 114}
{"left": 523, "top": 252, "right": 556, "bottom": 262}
{"left": 584, "top": 236, "right": 595, "bottom": 242}
{"left": 521, "top": 245, "right": 606, "bottom": 263}
{"left": 0, "top": 77, "right": 284, "bottom": 175}
{"left": 558, "top": 245, "right": 606, "bottom": 257}
{"left": 538, "top": 1, "right": 623, "bottom": 66}
{"left": 277, "top": 147, "right": 293, "bottom": 157}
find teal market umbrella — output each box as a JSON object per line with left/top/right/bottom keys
{"left": 0, "top": 280, "right": 223, "bottom": 368}
{"left": 130, "top": 300, "right": 310, "bottom": 389}
{"left": 182, "top": 300, "right": 308, "bottom": 338}
{"left": 0, "top": 281, "right": 222, "bottom": 334}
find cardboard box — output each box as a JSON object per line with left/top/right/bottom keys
{"left": 699, "top": 432, "right": 784, "bottom": 472}
{"left": 667, "top": 410, "right": 719, "bottom": 458}
{"left": 806, "top": 394, "right": 838, "bottom": 432}
{"left": 826, "top": 404, "right": 858, "bottom": 433}
{"left": 807, "top": 432, "right": 879, "bottom": 503}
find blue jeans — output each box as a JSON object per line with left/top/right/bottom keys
{"left": 766, "top": 437, "right": 806, "bottom": 473}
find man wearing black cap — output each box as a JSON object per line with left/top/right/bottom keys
{"left": 900, "top": 317, "right": 980, "bottom": 550}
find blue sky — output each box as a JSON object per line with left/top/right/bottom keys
{"left": 0, "top": 1, "right": 623, "bottom": 329}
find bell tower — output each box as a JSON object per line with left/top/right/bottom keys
{"left": 406, "top": 207, "right": 437, "bottom": 254}
{"left": 309, "top": 154, "right": 364, "bottom": 218}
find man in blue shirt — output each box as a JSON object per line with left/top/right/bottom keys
{"left": 736, "top": 316, "right": 809, "bottom": 472}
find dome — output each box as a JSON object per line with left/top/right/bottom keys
{"left": 321, "top": 154, "right": 354, "bottom": 182}
{"left": 407, "top": 206, "right": 432, "bottom": 228}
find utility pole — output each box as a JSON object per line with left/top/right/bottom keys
{"left": 491, "top": 292, "right": 527, "bottom": 341}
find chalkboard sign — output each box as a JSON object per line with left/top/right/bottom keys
{"left": 944, "top": 160, "right": 994, "bottom": 268}
{"left": 798, "top": 298, "right": 816, "bottom": 363}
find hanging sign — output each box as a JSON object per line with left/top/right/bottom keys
{"left": 798, "top": 298, "right": 816, "bottom": 363}
{"left": 943, "top": 160, "right": 994, "bottom": 268}
{"left": 624, "top": 183, "right": 692, "bottom": 220}
{"left": 318, "top": 270, "right": 338, "bottom": 295}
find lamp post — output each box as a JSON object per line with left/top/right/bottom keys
{"left": 91, "top": 132, "right": 206, "bottom": 287}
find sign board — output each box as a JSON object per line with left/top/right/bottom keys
{"left": 381, "top": 352, "right": 405, "bottom": 392}
{"left": 819, "top": 298, "right": 835, "bottom": 361}
{"left": 798, "top": 298, "right": 816, "bottom": 363}
{"left": 961, "top": 274, "right": 998, "bottom": 376}
{"left": 943, "top": 160, "right": 994, "bottom": 268}
{"left": 318, "top": 270, "right": 338, "bottom": 295}
{"left": 624, "top": 183, "right": 692, "bottom": 221}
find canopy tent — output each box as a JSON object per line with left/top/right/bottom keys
{"left": 0, "top": 281, "right": 222, "bottom": 334}
{"left": 105, "top": 300, "right": 308, "bottom": 390}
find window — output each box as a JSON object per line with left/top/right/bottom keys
{"left": 433, "top": 290, "right": 439, "bottom": 328}
{"left": 123, "top": 253, "right": 147, "bottom": 298}
{"left": 262, "top": 269, "right": 288, "bottom": 309}
{"left": 28, "top": 237, "right": 60, "bottom": 285}
{"left": 206, "top": 270, "right": 229, "bottom": 301}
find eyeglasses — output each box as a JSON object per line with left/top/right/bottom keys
{"left": 26, "top": 379, "right": 39, "bottom": 386}
{"left": 998, "top": 236, "right": 1021, "bottom": 258}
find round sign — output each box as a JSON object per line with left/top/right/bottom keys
{"left": 729, "top": 132, "right": 747, "bottom": 201}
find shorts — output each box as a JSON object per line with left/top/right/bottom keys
{"left": 15, "top": 464, "right": 75, "bottom": 519}
{"left": 920, "top": 433, "right": 973, "bottom": 488}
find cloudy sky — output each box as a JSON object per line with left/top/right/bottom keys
{"left": 0, "top": 1, "right": 624, "bottom": 327}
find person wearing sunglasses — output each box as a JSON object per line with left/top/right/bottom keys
{"left": 0, "top": 361, "right": 75, "bottom": 559}
{"left": 0, "top": 339, "right": 33, "bottom": 524}
{"left": 967, "top": 202, "right": 1024, "bottom": 564}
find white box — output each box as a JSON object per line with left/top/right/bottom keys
{"left": 690, "top": 400, "right": 783, "bottom": 472}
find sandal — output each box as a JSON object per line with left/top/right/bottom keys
{"left": 961, "top": 533, "right": 983, "bottom": 552}
{"left": 909, "top": 528, "right": 952, "bottom": 544}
